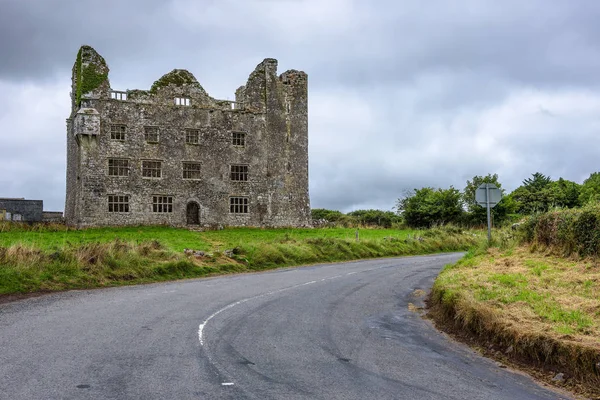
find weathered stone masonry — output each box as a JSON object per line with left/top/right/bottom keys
{"left": 65, "top": 45, "right": 311, "bottom": 227}
{"left": 0, "top": 198, "right": 43, "bottom": 222}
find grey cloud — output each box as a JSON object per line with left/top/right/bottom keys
{"left": 2, "top": 0, "right": 600, "bottom": 213}
{"left": 3, "top": 0, "right": 600, "bottom": 90}
{"left": 0, "top": 0, "right": 171, "bottom": 81}
{"left": 310, "top": 1, "right": 600, "bottom": 92}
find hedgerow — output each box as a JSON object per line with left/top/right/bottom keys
{"left": 519, "top": 203, "right": 600, "bottom": 257}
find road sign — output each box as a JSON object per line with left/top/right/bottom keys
{"left": 475, "top": 183, "right": 502, "bottom": 208}
{"left": 475, "top": 183, "right": 502, "bottom": 243}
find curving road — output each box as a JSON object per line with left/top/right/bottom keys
{"left": 0, "top": 254, "right": 569, "bottom": 400}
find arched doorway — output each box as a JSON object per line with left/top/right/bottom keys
{"left": 186, "top": 202, "right": 200, "bottom": 225}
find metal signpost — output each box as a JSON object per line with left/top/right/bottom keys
{"left": 475, "top": 183, "right": 502, "bottom": 243}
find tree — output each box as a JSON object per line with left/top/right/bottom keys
{"left": 511, "top": 172, "right": 555, "bottom": 214}
{"left": 551, "top": 178, "right": 581, "bottom": 208}
{"left": 510, "top": 173, "right": 580, "bottom": 214}
{"left": 462, "top": 174, "right": 514, "bottom": 226}
{"left": 522, "top": 172, "right": 552, "bottom": 191}
{"left": 579, "top": 172, "right": 600, "bottom": 205}
{"left": 346, "top": 209, "right": 401, "bottom": 228}
{"left": 396, "top": 187, "right": 463, "bottom": 228}
{"left": 311, "top": 208, "right": 343, "bottom": 222}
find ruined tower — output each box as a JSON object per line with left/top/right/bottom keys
{"left": 65, "top": 45, "right": 310, "bottom": 227}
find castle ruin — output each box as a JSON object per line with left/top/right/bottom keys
{"left": 65, "top": 45, "right": 310, "bottom": 227}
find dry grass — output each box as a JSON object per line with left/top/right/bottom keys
{"left": 0, "top": 240, "right": 244, "bottom": 294}
{"left": 431, "top": 246, "right": 600, "bottom": 393}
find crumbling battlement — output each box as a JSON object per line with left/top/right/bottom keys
{"left": 71, "top": 46, "right": 307, "bottom": 115}
{"left": 65, "top": 45, "right": 310, "bottom": 228}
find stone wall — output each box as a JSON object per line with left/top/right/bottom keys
{"left": 65, "top": 46, "right": 311, "bottom": 228}
{"left": 0, "top": 198, "right": 43, "bottom": 222}
{"left": 42, "top": 211, "right": 65, "bottom": 223}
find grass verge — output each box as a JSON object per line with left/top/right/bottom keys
{"left": 429, "top": 243, "right": 600, "bottom": 397}
{"left": 0, "top": 225, "right": 480, "bottom": 296}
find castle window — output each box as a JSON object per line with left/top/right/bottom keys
{"left": 229, "top": 197, "right": 249, "bottom": 214}
{"left": 142, "top": 160, "right": 162, "bottom": 178}
{"left": 232, "top": 132, "right": 246, "bottom": 147}
{"left": 175, "top": 97, "right": 191, "bottom": 106}
{"left": 144, "top": 126, "right": 159, "bottom": 143}
{"left": 230, "top": 165, "right": 248, "bottom": 181}
{"left": 108, "top": 195, "right": 129, "bottom": 212}
{"left": 183, "top": 162, "right": 201, "bottom": 179}
{"left": 108, "top": 158, "right": 130, "bottom": 176}
{"left": 110, "top": 91, "right": 127, "bottom": 101}
{"left": 185, "top": 129, "right": 200, "bottom": 144}
{"left": 110, "top": 124, "right": 126, "bottom": 141}
{"left": 152, "top": 196, "right": 173, "bottom": 213}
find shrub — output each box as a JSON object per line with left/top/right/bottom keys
{"left": 573, "top": 209, "right": 600, "bottom": 257}
{"left": 311, "top": 208, "right": 344, "bottom": 222}
{"left": 518, "top": 204, "right": 600, "bottom": 258}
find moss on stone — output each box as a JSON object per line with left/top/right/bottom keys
{"left": 127, "top": 89, "right": 151, "bottom": 100}
{"left": 149, "top": 69, "right": 203, "bottom": 94}
{"left": 75, "top": 46, "right": 109, "bottom": 106}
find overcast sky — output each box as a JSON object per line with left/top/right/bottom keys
{"left": 2, "top": 0, "right": 600, "bottom": 212}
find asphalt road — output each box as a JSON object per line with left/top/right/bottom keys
{"left": 0, "top": 254, "right": 569, "bottom": 400}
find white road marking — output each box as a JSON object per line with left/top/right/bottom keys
{"left": 198, "top": 298, "right": 250, "bottom": 345}
{"left": 198, "top": 264, "right": 392, "bottom": 346}
{"left": 198, "top": 280, "right": 323, "bottom": 346}
{"left": 221, "top": 382, "right": 234, "bottom": 386}
{"left": 320, "top": 274, "right": 343, "bottom": 282}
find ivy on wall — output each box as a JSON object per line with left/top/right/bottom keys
{"left": 75, "top": 47, "right": 108, "bottom": 106}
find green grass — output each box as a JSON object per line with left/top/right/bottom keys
{"left": 0, "top": 226, "right": 417, "bottom": 253}
{"left": 524, "top": 260, "right": 549, "bottom": 276}
{"left": 0, "top": 224, "right": 480, "bottom": 295}
{"left": 198, "top": 227, "right": 417, "bottom": 248}
{"left": 488, "top": 273, "right": 527, "bottom": 288}
{"left": 0, "top": 225, "right": 211, "bottom": 252}
{"left": 434, "top": 248, "right": 598, "bottom": 335}
{"left": 473, "top": 282, "right": 592, "bottom": 332}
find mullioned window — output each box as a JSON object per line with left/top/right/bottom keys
{"left": 230, "top": 165, "right": 248, "bottom": 181}
{"left": 142, "top": 160, "right": 162, "bottom": 178}
{"left": 229, "top": 197, "right": 248, "bottom": 214}
{"left": 108, "top": 195, "right": 129, "bottom": 212}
